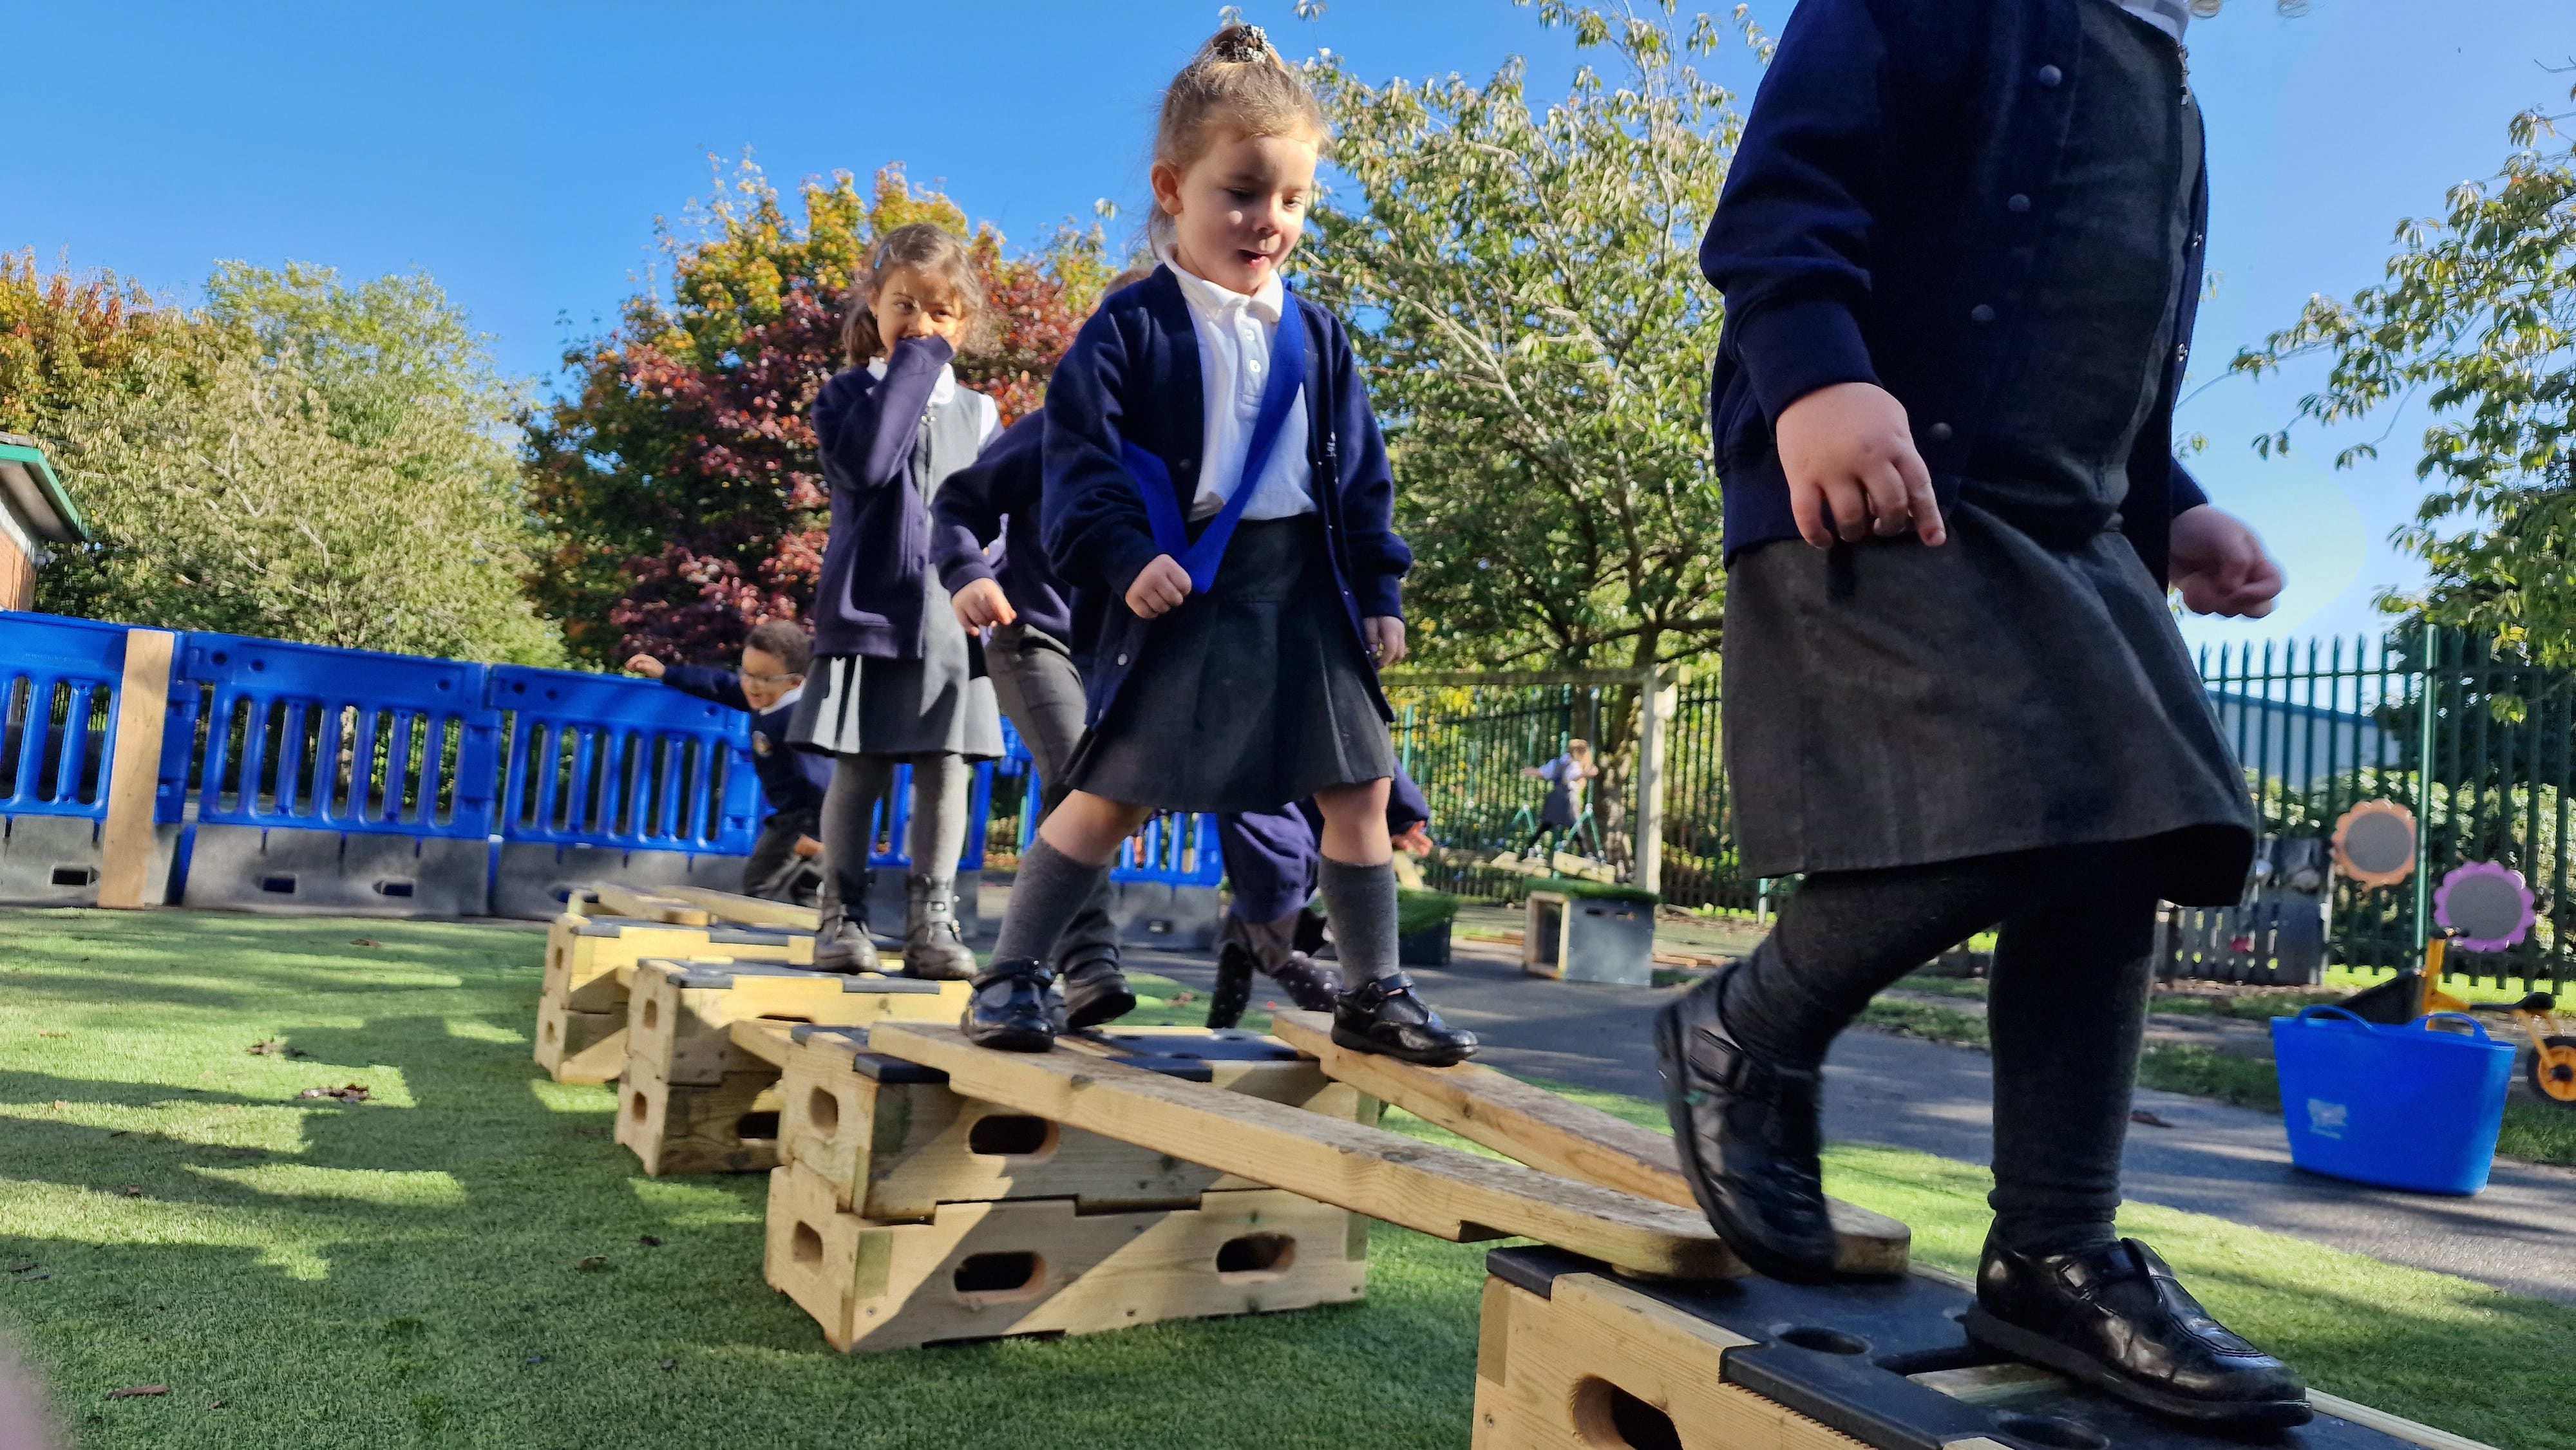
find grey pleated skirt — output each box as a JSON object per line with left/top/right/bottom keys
{"left": 1721, "top": 498, "right": 2255, "bottom": 906}
{"left": 788, "top": 571, "right": 1004, "bottom": 762}
{"left": 1066, "top": 516, "right": 1396, "bottom": 814}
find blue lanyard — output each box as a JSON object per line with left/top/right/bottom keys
{"left": 1120, "top": 290, "right": 1309, "bottom": 596}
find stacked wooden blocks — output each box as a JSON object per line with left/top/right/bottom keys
{"left": 533, "top": 912, "right": 812, "bottom": 1085}
{"left": 762, "top": 1025, "right": 1372, "bottom": 1351}
{"left": 616, "top": 961, "right": 969, "bottom": 1176}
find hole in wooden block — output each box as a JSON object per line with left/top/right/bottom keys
{"left": 1215, "top": 1233, "right": 1296, "bottom": 1281}
{"left": 628, "top": 1089, "right": 649, "bottom": 1122}
{"left": 641, "top": 999, "right": 659, "bottom": 1030}
{"left": 952, "top": 1252, "right": 1045, "bottom": 1303}
{"left": 807, "top": 1086, "right": 841, "bottom": 1136}
{"left": 734, "top": 1111, "right": 780, "bottom": 1141}
{"left": 1573, "top": 1379, "right": 1681, "bottom": 1450}
{"left": 791, "top": 1221, "right": 823, "bottom": 1266}
{"left": 542, "top": 1020, "right": 558, "bottom": 1045}
{"left": 1779, "top": 1324, "right": 1870, "bottom": 1355}
{"left": 965, "top": 1114, "right": 1055, "bottom": 1158}
{"left": 1994, "top": 1415, "right": 2109, "bottom": 1450}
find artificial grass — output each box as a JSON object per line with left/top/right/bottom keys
{"left": 0, "top": 907, "right": 2568, "bottom": 1449}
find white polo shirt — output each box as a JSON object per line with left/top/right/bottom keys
{"left": 1158, "top": 247, "right": 1318, "bottom": 523}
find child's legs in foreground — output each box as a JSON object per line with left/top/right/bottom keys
{"left": 989, "top": 791, "right": 1153, "bottom": 965}
{"left": 820, "top": 755, "right": 896, "bottom": 899}
{"left": 901, "top": 752, "right": 971, "bottom": 878}
{"left": 1310, "top": 779, "right": 1401, "bottom": 990}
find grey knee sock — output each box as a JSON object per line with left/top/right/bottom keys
{"left": 820, "top": 755, "right": 894, "bottom": 898}
{"left": 994, "top": 838, "right": 1111, "bottom": 968}
{"left": 1317, "top": 858, "right": 1401, "bottom": 991}
{"left": 905, "top": 753, "right": 971, "bottom": 878}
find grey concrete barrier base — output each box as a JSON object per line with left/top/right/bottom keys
{"left": 489, "top": 842, "right": 754, "bottom": 922}
{"left": 1109, "top": 881, "right": 1222, "bottom": 950}
{"left": 183, "top": 824, "right": 489, "bottom": 918}
{"left": 0, "top": 815, "right": 180, "bottom": 907}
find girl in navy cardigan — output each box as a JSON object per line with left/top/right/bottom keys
{"left": 961, "top": 24, "right": 1474, "bottom": 1066}
{"left": 786, "top": 223, "right": 1004, "bottom": 978}
{"left": 1665, "top": 0, "right": 2303, "bottom": 1429}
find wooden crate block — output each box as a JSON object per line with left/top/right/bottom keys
{"left": 780, "top": 1026, "right": 1369, "bottom": 1219}
{"left": 1269, "top": 1010, "right": 1908, "bottom": 1277}
{"left": 533, "top": 999, "right": 624, "bottom": 1085}
{"left": 627, "top": 961, "right": 969, "bottom": 1086}
{"left": 657, "top": 884, "right": 821, "bottom": 932}
{"left": 869, "top": 1021, "right": 1738, "bottom": 1280}
{"left": 542, "top": 914, "right": 812, "bottom": 1013}
{"left": 764, "top": 1162, "right": 1365, "bottom": 1352}
{"left": 1470, "top": 1247, "right": 2483, "bottom": 1450}
{"left": 615, "top": 1062, "right": 787, "bottom": 1176}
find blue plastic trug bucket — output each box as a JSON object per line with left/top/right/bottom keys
{"left": 2270, "top": 1006, "right": 2514, "bottom": 1195}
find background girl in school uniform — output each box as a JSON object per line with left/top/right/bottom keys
{"left": 790, "top": 223, "right": 1004, "bottom": 979}
{"left": 966, "top": 23, "right": 1476, "bottom": 1066}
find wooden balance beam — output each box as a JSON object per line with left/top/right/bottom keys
{"left": 1267, "top": 1010, "right": 1911, "bottom": 1277}
{"left": 864, "top": 1021, "right": 1743, "bottom": 1280}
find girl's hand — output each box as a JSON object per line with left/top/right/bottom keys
{"left": 952, "top": 578, "right": 1016, "bottom": 630}
{"left": 1393, "top": 822, "right": 1434, "bottom": 856}
{"left": 1126, "top": 555, "right": 1193, "bottom": 618}
{"left": 1364, "top": 616, "right": 1407, "bottom": 668}
{"left": 1775, "top": 382, "right": 1946, "bottom": 548}
{"left": 624, "top": 654, "right": 666, "bottom": 679}
{"left": 2168, "top": 505, "right": 2284, "bottom": 617}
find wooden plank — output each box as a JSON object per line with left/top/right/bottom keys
{"left": 593, "top": 881, "right": 716, "bottom": 927}
{"left": 1269, "top": 1010, "right": 1911, "bottom": 1276}
{"left": 95, "top": 628, "right": 175, "bottom": 910}
{"left": 629, "top": 963, "right": 967, "bottom": 1086}
{"left": 1472, "top": 1272, "right": 1863, "bottom": 1450}
{"left": 2307, "top": 1394, "right": 2505, "bottom": 1450}
{"left": 535, "top": 1000, "right": 623, "bottom": 1084}
{"left": 729, "top": 1018, "right": 796, "bottom": 1069}
{"left": 1907, "top": 1363, "right": 2066, "bottom": 1408}
{"left": 659, "top": 884, "right": 821, "bottom": 932}
{"left": 615, "top": 1063, "right": 784, "bottom": 1175}
{"left": 866, "top": 1021, "right": 1741, "bottom": 1279}
{"left": 764, "top": 1165, "right": 1363, "bottom": 1352}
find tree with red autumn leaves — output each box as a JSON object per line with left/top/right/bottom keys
{"left": 524, "top": 162, "right": 1113, "bottom": 665}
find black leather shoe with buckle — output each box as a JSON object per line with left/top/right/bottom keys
{"left": 1058, "top": 957, "right": 1136, "bottom": 1031}
{"left": 1330, "top": 973, "right": 1477, "bottom": 1066}
{"left": 1967, "top": 1237, "right": 2311, "bottom": 1428}
{"left": 961, "top": 959, "right": 1057, "bottom": 1052}
{"left": 1653, "top": 964, "right": 1843, "bottom": 1284}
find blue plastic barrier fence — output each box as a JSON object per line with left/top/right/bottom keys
{"left": 174, "top": 632, "right": 499, "bottom": 916}
{"left": 1005, "top": 732, "right": 1224, "bottom": 947}
{"left": 0, "top": 612, "right": 187, "bottom": 904}
{"left": 484, "top": 665, "right": 761, "bottom": 918}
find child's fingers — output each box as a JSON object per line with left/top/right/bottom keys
{"left": 1822, "top": 476, "right": 1871, "bottom": 542}
{"left": 1789, "top": 479, "right": 1837, "bottom": 549}
{"left": 1895, "top": 446, "right": 1945, "bottom": 546}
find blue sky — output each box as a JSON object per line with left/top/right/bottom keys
{"left": 9, "top": 0, "right": 2568, "bottom": 652}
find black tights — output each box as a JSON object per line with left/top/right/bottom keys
{"left": 1721, "top": 842, "right": 2161, "bottom": 1256}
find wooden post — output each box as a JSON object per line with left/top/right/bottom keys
{"left": 1632, "top": 668, "right": 1675, "bottom": 896}
{"left": 95, "top": 628, "right": 176, "bottom": 910}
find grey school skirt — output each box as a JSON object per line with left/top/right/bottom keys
{"left": 1065, "top": 516, "right": 1396, "bottom": 814}
{"left": 787, "top": 570, "right": 1004, "bottom": 762}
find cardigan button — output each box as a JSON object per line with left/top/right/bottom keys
{"left": 1969, "top": 304, "right": 1996, "bottom": 325}
{"left": 1116, "top": 654, "right": 1129, "bottom": 666}
{"left": 2035, "top": 64, "right": 2063, "bottom": 87}
{"left": 1927, "top": 422, "right": 1954, "bottom": 442}
{"left": 2007, "top": 193, "right": 2031, "bottom": 213}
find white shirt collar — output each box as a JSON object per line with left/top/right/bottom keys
{"left": 1158, "top": 243, "right": 1285, "bottom": 326}
{"left": 769, "top": 683, "right": 804, "bottom": 713}
{"left": 866, "top": 355, "right": 959, "bottom": 405}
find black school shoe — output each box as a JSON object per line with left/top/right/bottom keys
{"left": 1331, "top": 973, "right": 1477, "bottom": 1066}
{"left": 1059, "top": 958, "right": 1137, "bottom": 1031}
{"left": 1967, "top": 1238, "right": 2311, "bottom": 1429}
{"left": 1206, "top": 941, "right": 1258, "bottom": 1030}
{"left": 1653, "top": 965, "right": 1844, "bottom": 1284}
{"left": 961, "top": 960, "right": 1057, "bottom": 1052}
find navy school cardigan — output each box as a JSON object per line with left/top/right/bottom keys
{"left": 658, "top": 665, "right": 831, "bottom": 818}
{"left": 927, "top": 412, "right": 1076, "bottom": 643}
{"left": 1699, "top": 0, "right": 2210, "bottom": 586}
{"left": 1039, "top": 267, "right": 1412, "bottom": 726}
{"left": 807, "top": 334, "right": 957, "bottom": 660}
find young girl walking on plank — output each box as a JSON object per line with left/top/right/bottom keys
{"left": 791, "top": 223, "right": 1004, "bottom": 979}
{"left": 963, "top": 23, "right": 1476, "bottom": 1065}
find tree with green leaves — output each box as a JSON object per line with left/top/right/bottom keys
{"left": 1302, "top": 0, "right": 1751, "bottom": 671}
{"left": 523, "top": 163, "right": 1110, "bottom": 666}
{"left": 2234, "top": 85, "right": 2576, "bottom": 664}
{"left": 7, "top": 256, "right": 560, "bottom": 663}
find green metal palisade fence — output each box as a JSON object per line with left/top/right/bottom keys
{"left": 1387, "top": 625, "right": 2572, "bottom": 991}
